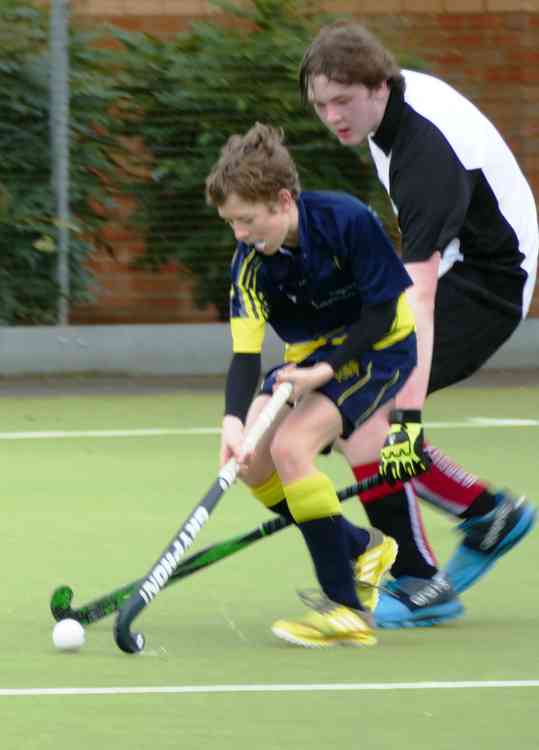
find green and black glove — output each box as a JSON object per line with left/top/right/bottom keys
{"left": 379, "top": 409, "right": 432, "bottom": 484}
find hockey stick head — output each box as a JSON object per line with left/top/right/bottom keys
{"left": 114, "top": 593, "right": 146, "bottom": 653}
{"left": 50, "top": 586, "right": 77, "bottom": 622}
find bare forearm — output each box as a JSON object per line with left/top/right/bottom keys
{"left": 395, "top": 300, "right": 434, "bottom": 409}
{"left": 395, "top": 254, "right": 440, "bottom": 410}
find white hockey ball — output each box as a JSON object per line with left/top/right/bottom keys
{"left": 52, "top": 618, "right": 85, "bottom": 652}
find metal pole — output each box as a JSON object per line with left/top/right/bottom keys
{"left": 49, "top": 0, "right": 71, "bottom": 325}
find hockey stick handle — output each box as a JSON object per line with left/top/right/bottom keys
{"left": 50, "top": 472, "right": 382, "bottom": 626}
{"left": 114, "top": 382, "right": 293, "bottom": 654}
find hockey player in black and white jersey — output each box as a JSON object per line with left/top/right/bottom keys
{"left": 300, "top": 22, "right": 538, "bottom": 628}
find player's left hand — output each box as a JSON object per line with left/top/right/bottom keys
{"left": 275, "top": 362, "right": 334, "bottom": 400}
{"left": 379, "top": 409, "right": 432, "bottom": 484}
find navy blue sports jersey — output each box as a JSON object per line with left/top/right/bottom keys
{"left": 230, "top": 191, "right": 414, "bottom": 362}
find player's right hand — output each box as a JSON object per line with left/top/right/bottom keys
{"left": 275, "top": 361, "right": 334, "bottom": 400}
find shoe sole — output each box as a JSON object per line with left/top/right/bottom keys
{"left": 445, "top": 503, "right": 537, "bottom": 594}
{"left": 271, "top": 626, "right": 377, "bottom": 647}
{"left": 375, "top": 600, "right": 465, "bottom": 629}
{"left": 356, "top": 538, "right": 399, "bottom": 611}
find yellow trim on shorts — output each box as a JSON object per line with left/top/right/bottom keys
{"left": 283, "top": 471, "right": 341, "bottom": 523}
{"left": 336, "top": 360, "right": 373, "bottom": 407}
{"left": 355, "top": 368, "right": 401, "bottom": 426}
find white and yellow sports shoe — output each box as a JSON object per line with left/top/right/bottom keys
{"left": 355, "top": 529, "right": 398, "bottom": 612}
{"left": 271, "top": 591, "right": 376, "bottom": 648}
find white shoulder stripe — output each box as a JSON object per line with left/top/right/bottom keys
{"left": 369, "top": 71, "right": 538, "bottom": 314}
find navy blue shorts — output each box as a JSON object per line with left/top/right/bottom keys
{"left": 260, "top": 333, "right": 417, "bottom": 439}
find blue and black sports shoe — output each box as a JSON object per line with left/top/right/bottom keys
{"left": 442, "top": 492, "right": 537, "bottom": 594}
{"left": 374, "top": 573, "right": 464, "bottom": 629}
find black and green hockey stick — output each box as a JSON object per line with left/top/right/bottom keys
{"left": 50, "top": 473, "right": 380, "bottom": 627}
{"left": 114, "top": 384, "right": 298, "bottom": 653}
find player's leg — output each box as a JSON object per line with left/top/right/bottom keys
{"left": 351, "top": 273, "right": 535, "bottom": 623}
{"left": 341, "top": 404, "right": 437, "bottom": 579}
{"left": 270, "top": 340, "right": 418, "bottom": 645}
{"left": 241, "top": 391, "right": 369, "bottom": 645}
{"left": 238, "top": 392, "right": 289, "bottom": 487}
{"left": 269, "top": 391, "right": 376, "bottom": 647}
{"left": 249, "top": 366, "right": 381, "bottom": 562}
{"left": 342, "top": 407, "right": 463, "bottom": 629}
{"left": 334, "top": 335, "right": 460, "bottom": 628}
{"left": 238, "top": 393, "right": 298, "bottom": 527}
{"left": 424, "top": 272, "right": 536, "bottom": 593}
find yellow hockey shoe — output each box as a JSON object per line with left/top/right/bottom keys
{"left": 355, "top": 529, "right": 398, "bottom": 612}
{"left": 271, "top": 591, "right": 377, "bottom": 648}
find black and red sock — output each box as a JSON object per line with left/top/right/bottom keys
{"left": 353, "top": 462, "right": 438, "bottom": 579}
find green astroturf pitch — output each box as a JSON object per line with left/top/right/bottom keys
{"left": 1, "top": 375, "right": 538, "bottom": 749}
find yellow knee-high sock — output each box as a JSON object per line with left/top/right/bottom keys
{"left": 283, "top": 471, "right": 341, "bottom": 523}
{"left": 251, "top": 472, "right": 285, "bottom": 509}
{"left": 283, "top": 472, "right": 361, "bottom": 609}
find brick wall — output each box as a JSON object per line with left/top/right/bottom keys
{"left": 56, "top": 0, "right": 539, "bottom": 321}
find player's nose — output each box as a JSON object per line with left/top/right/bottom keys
{"left": 326, "top": 104, "right": 342, "bottom": 125}
{"left": 233, "top": 224, "right": 250, "bottom": 241}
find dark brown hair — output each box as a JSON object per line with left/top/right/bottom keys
{"left": 299, "top": 23, "right": 404, "bottom": 102}
{"left": 205, "top": 122, "right": 301, "bottom": 207}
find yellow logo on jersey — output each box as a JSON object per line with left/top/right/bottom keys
{"left": 335, "top": 359, "right": 360, "bottom": 382}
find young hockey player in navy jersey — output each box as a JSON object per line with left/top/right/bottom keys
{"left": 205, "top": 122, "right": 421, "bottom": 647}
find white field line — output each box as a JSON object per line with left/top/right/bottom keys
{"left": 0, "top": 418, "right": 537, "bottom": 441}
{"left": 1, "top": 681, "right": 539, "bottom": 697}
{"left": 0, "top": 427, "right": 221, "bottom": 440}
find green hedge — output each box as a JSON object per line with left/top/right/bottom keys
{"left": 111, "top": 0, "right": 388, "bottom": 320}
{"left": 0, "top": 3, "right": 122, "bottom": 324}
{"left": 1, "top": 0, "right": 419, "bottom": 324}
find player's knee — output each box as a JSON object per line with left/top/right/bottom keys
{"left": 270, "top": 430, "right": 306, "bottom": 477}
{"left": 240, "top": 463, "right": 273, "bottom": 489}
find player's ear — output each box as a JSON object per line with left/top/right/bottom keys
{"left": 277, "top": 188, "right": 293, "bottom": 211}
{"left": 371, "top": 80, "right": 390, "bottom": 100}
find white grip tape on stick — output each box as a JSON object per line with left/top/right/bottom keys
{"left": 241, "top": 382, "right": 293, "bottom": 454}
{"left": 218, "top": 382, "right": 293, "bottom": 489}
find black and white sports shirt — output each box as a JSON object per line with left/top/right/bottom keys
{"left": 369, "top": 70, "right": 538, "bottom": 318}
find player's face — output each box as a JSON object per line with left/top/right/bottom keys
{"left": 308, "top": 75, "right": 387, "bottom": 146}
{"left": 218, "top": 191, "right": 297, "bottom": 254}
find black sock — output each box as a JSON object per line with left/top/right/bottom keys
{"left": 362, "top": 491, "right": 438, "bottom": 579}
{"left": 271, "top": 501, "right": 370, "bottom": 558}
{"left": 341, "top": 517, "right": 370, "bottom": 558}
{"left": 298, "top": 516, "right": 363, "bottom": 610}
{"left": 270, "top": 499, "right": 295, "bottom": 523}
{"left": 460, "top": 490, "right": 498, "bottom": 519}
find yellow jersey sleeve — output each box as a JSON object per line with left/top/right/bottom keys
{"left": 230, "top": 317, "right": 266, "bottom": 353}
{"left": 230, "top": 249, "right": 268, "bottom": 353}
